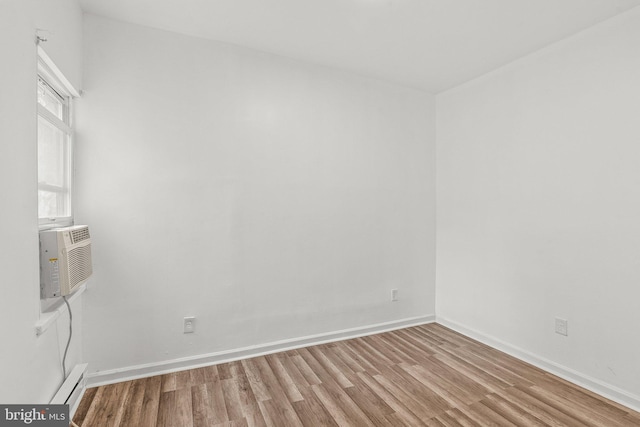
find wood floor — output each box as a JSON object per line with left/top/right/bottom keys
{"left": 73, "top": 324, "right": 640, "bottom": 426}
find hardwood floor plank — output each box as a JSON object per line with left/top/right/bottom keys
{"left": 218, "top": 362, "right": 235, "bottom": 380}
{"left": 440, "top": 344, "right": 534, "bottom": 388}
{"left": 213, "top": 419, "right": 249, "bottom": 427}
{"left": 241, "top": 358, "right": 272, "bottom": 402}
{"left": 206, "top": 378, "right": 230, "bottom": 424}
{"left": 245, "top": 411, "right": 269, "bottom": 427}
{"left": 138, "top": 375, "right": 162, "bottom": 427}
{"left": 296, "top": 347, "right": 341, "bottom": 388}
{"left": 399, "top": 326, "right": 447, "bottom": 348}
{"left": 280, "top": 352, "right": 312, "bottom": 389}
{"left": 176, "top": 370, "right": 191, "bottom": 390}
{"left": 430, "top": 344, "right": 514, "bottom": 391}
{"left": 288, "top": 354, "right": 323, "bottom": 386}
{"left": 524, "top": 384, "right": 630, "bottom": 427}
{"left": 350, "top": 337, "right": 395, "bottom": 370}
{"left": 265, "top": 354, "right": 304, "bottom": 403}
{"left": 423, "top": 418, "right": 448, "bottom": 427}
{"left": 385, "top": 364, "right": 452, "bottom": 414}
{"left": 311, "top": 383, "right": 373, "bottom": 427}
{"left": 546, "top": 373, "right": 640, "bottom": 420}
{"left": 481, "top": 393, "right": 548, "bottom": 427}
{"left": 343, "top": 374, "right": 396, "bottom": 426}
{"left": 175, "top": 387, "right": 194, "bottom": 426}
{"left": 297, "top": 345, "right": 380, "bottom": 426}
{"left": 203, "top": 364, "right": 220, "bottom": 383}
{"left": 318, "top": 345, "right": 357, "bottom": 379}
{"left": 192, "top": 383, "right": 214, "bottom": 427}
{"left": 156, "top": 390, "right": 177, "bottom": 427}
{"left": 160, "top": 372, "right": 177, "bottom": 393}
{"left": 254, "top": 357, "right": 301, "bottom": 411}
{"left": 111, "top": 381, "right": 133, "bottom": 427}
{"left": 426, "top": 324, "right": 482, "bottom": 347}
{"left": 228, "top": 362, "right": 266, "bottom": 424}
{"left": 376, "top": 333, "right": 423, "bottom": 365}
{"left": 379, "top": 333, "right": 421, "bottom": 365}
{"left": 624, "top": 413, "right": 640, "bottom": 426}
{"left": 433, "top": 410, "right": 473, "bottom": 427}
{"left": 190, "top": 367, "right": 208, "bottom": 386}
{"left": 306, "top": 346, "right": 353, "bottom": 389}
{"left": 395, "top": 326, "right": 440, "bottom": 346}
{"left": 356, "top": 371, "right": 428, "bottom": 427}
{"left": 75, "top": 323, "right": 640, "bottom": 426}
{"left": 464, "top": 343, "right": 548, "bottom": 385}
{"left": 444, "top": 407, "right": 482, "bottom": 427}
{"left": 533, "top": 373, "right": 632, "bottom": 421}
{"left": 384, "top": 411, "right": 427, "bottom": 427}
{"left": 329, "top": 345, "right": 366, "bottom": 374}
{"left": 399, "top": 362, "right": 477, "bottom": 408}
{"left": 257, "top": 398, "right": 302, "bottom": 427}
{"left": 222, "top": 377, "right": 245, "bottom": 421}
{"left": 339, "top": 340, "right": 382, "bottom": 375}
{"left": 81, "top": 381, "right": 131, "bottom": 427}
{"left": 466, "top": 399, "right": 518, "bottom": 426}
{"left": 241, "top": 359, "right": 303, "bottom": 425}
{"left": 76, "top": 385, "right": 104, "bottom": 427}
{"left": 372, "top": 372, "right": 440, "bottom": 421}
{"left": 360, "top": 335, "right": 404, "bottom": 365}
{"left": 118, "top": 378, "right": 146, "bottom": 426}
{"left": 72, "top": 386, "right": 97, "bottom": 426}
{"left": 291, "top": 387, "right": 338, "bottom": 427}
{"left": 414, "top": 355, "right": 493, "bottom": 402}
{"left": 501, "top": 386, "right": 588, "bottom": 427}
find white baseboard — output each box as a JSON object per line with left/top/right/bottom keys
{"left": 50, "top": 363, "right": 88, "bottom": 419}
{"left": 437, "top": 316, "right": 640, "bottom": 413}
{"left": 86, "top": 315, "right": 435, "bottom": 387}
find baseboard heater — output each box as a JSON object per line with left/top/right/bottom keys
{"left": 50, "top": 364, "right": 88, "bottom": 419}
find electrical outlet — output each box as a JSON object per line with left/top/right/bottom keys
{"left": 555, "top": 318, "right": 568, "bottom": 336}
{"left": 184, "top": 316, "right": 196, "bottom": 334}
{"left": 391, "top": 289, "right": 398, "bottom": 302}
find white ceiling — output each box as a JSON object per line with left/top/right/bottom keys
{"left": 79, "top": 0, "right": 640, "bottom": 93}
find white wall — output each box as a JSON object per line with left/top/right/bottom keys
{"left": 437, "top": 7, "right": 640, "bottom": 403}
{"left": 77, "top": 15, "right": 436, "bottom": 375}
{"left": 0, "top": 0, "right": 83, "bottom": 403}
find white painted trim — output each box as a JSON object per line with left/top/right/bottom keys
{"left": 437, "top": 316, "right": 640, "bottom": 413}
{"left": 70, "top": 384, "right": 87, "bottom": 419}
{"left": 37, "top": 45, "right": 81, "bottom": 98}
{"left": 86, "top": 315, "right": 435, "bottom": 387}
{"left": 50, "top": 363, "right": 88, "bottom": 418}
{"left": 35, "top": 283, "right": 87, "bottom": 336}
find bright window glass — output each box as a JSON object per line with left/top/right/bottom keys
{"left": 37, "top": 76, "right": 72, "bottom": 225}
{"left": 38, "top": 78, "right": 64, "bottom": 120}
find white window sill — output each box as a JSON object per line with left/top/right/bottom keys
{"left": 35, "top": 283, "right": 87, "bottom": 336}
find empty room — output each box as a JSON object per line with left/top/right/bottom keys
{"left": 1, "top": 0, "right": 640, "bottom": 425}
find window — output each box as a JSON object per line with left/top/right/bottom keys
{"left": 37, "top": 49, "right": 77, "bottom": 227}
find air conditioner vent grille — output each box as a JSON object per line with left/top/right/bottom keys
{"left": 40, "top": 225, "right": 93, "bottom": 299}
{"left": 70, "top": 227, "right": 90, "bottom": 244}
{"left": 67, "top": 244, "right": 93, "bottom": 289}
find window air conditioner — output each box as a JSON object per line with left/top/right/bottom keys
{"left": 40, "top": 225, "right": 93, "bottom": 298}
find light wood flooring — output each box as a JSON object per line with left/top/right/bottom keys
{"left": 73, "top": 323, "right": 640, "bottom": 426}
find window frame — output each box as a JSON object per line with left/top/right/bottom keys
{"left": 37, "top": 47, "right": 80, "bottom": 229}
